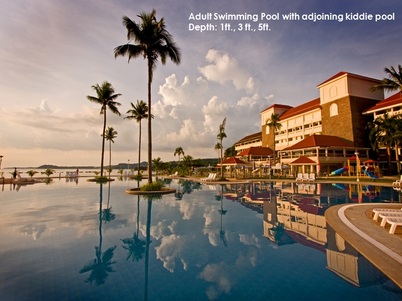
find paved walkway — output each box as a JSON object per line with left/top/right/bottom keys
{"left": 325, "top": 203, "right": 402, "bottom": 288}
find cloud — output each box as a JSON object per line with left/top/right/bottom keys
{"left": 198, "top": 49, "right": 255, "bottom": 93}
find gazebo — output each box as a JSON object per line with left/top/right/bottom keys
{"left": 217, "top": 157, "right": 250, "bottom": 178}
{"left": 290, "top": 156, "right": 317, "bottom": 175}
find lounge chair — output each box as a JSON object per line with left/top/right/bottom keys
{"left": 201, "top": 173, "right": 213, "bottom": 182}
{"left": 379, "top": 212, "right": 402, "bottom": 227}
{"left": 382, "top": 218, "right": 402, "bottom": 234}
{"left": 308, "top": 173, "right": 316, "bottom": 182}
{"left": 208, "top": 173, "right": 217, "bottom": 182}
{"left": 302, "top": 173, "right": 309, "bottom": 182}
{"left": 372, "top": 208, "right": 402, "bottom": 221}
{"left": 296, "top": 173, "right": 303, "bottom": 182}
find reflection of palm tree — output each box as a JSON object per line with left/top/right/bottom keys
{"left": 122, "top": 192, "right": 146, "bottom": 261}
{"left": 217, "top": 185, "right": 227, "bottom": 247}
{"left": 79, "top": 184, "right": 117, "bottom": 285}
{"left": 102, "top": 181, "right": 115, "bottom": 223}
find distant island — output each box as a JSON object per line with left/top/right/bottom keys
{"left": 5, "top": 158, "right": 218, "bottom": 170}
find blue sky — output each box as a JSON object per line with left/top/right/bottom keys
{"left": 0, "top": 0, "right": 401, "bottom": 167}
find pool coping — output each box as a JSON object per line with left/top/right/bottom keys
{"left": 325, "top": 203, "right": 402, "bottom": 289}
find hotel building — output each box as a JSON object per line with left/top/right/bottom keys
{"left": 234, "top": 71, "right": 401, "bottom": 176}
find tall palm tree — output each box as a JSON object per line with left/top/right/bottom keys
{"left": 104, "top": 126, "right": 118, "bottom": 177}
{"left": 126, "top": 100, "right": 152, "bottom": 175}
{"left": 114, "top": 10, "right": 181, "bottom": 184}
{"left": 370, "top": 65, "right": 402, "bottom": 94}
{"left": 217, "top": 118, "right": 227, "bottom": 178}
{"left": 174, "top": 147, "right": 185, "bottom": 164}
{"left": 87, "top": 81, "right": 121, "bottom": 178}
{"left": 266, "top": 113, "right": 282, "bottom": 163}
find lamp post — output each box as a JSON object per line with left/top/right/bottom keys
{"left": 0, "top": 155, "right": 3, "bottom": 169}
{"left": 354, "top": 151, "right": 359, "bottom": 182}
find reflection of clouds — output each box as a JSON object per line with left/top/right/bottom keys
{"left": 179, "top": 200, "right": 195, "bottom": 220}
{"left": 19, "top": 223, "right": 47, "bottom": 240}
{"left": 235, "top": 249, "right": 258, "bottom": 268}
{"left": 202, "top": 205, "right": 220, "bottom": 246}
{"left": 149, "top": 220, "right": 175, "bottom": 240}
{"left": 199, "top": 263, "right": 232, "bottom": 300}
{"left": 203, "top": 230, "right": 219, "bottom": 247}
{"left": 239, "top": 233, "right": 260, "bottom": 248}
{"left": 155, "top": 234, "right": 187, "bottom": 272}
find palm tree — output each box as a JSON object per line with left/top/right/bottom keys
{"left": 152, "top": 157, "right": 163, "bottom": 175}
{"left": 370, "top": 65, "right": 402, "bottom": 94}
{"left": 87, "top": 81, "right": 121, "bottom": 178}
{"left": 266, "top": 113, "right": 282, "bottom": 163}
{"left": 126, "top": 100, "right": 152, "bottom": 175}
{"left": 26, "top": 170, "right": 38, "bottom": 178}
{"left": 174, "top": 147, "right": 185, "bottom": 164}
{"left": 367, "top": 114, "right": 402, "bottom": 174}
{"left": 104, "top": 127, "right": 118, "bottom": 177}
{"left": 217, "top": 118, "right": 227, "bottom": 178}
{"left": 114, "top": 10, "right": 181, "bottom": 184}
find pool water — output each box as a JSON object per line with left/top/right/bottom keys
{"left": 0, "top": 178, "right": 401, "bottom": 301}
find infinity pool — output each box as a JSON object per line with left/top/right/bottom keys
{"left": 0, "top": 178, "right": 400, "bottom": 300}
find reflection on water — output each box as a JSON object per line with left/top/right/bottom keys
{"left": 0, "top": 179, "right": 401, "bottom": 300}
{"left": 79, "top": 184, "right": 117, "bottom": 286}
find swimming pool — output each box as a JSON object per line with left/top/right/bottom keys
{"left": 0, "top": 178, "right": 400, "bottom": 300}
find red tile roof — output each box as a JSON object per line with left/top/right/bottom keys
{"left": 363, "top": 92, "right": 402, "bottom": 114}
{"left": 283, "top": 135, "right": 354, "bottom": 150}
{"left": 278, "top": 98, "right": 321, "bottom": 120}
{"left": 237, "top": 146, "right": 273, "bottom": 156}
{"left": 220, "top": 157, "right": 248, "bottom": 165}
{"left": 291, "top": 156, "right": 316, "bottom": 164}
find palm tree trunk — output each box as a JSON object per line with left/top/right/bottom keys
{"left": 147, "top": 60, "right": 153, "bottom": 184}
{"left": 109, "top": 140, "right": 112, "bottom": 177}
{"left": 138, "top": 121, "right": 141, "bottom": 175}
{"left": 395, "top": 142, "right": 401, "bottom": 174}
{"left": 101, "top": 107, "right": 107, "bottom": 177}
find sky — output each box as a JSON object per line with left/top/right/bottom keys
{"left": 0, "top": 0, "right": 401, "bottom": 167}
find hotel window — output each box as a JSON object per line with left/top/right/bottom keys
{"left": 330, "top": 103, "right": 338, "bottom": 117}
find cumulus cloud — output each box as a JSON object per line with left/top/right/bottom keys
{"left": 198, "top": 49, "right": 255, "bottom": 93}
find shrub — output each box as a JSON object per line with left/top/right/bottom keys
{"left": 140, "top": 181, "right": 164, "bottom": 191}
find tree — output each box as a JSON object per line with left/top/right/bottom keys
{"left": 41, "top": 168, "right": 55, "bottom": 178}
{"left": 367, "top": 114, "right": 402, "bottom": 174}
{"left": 370, "top": 65, "right": 402, "bottom": 95}
{"left": 266, "top": 113, "right": 282, "bottom": 163}
{"left": 225, "top": 145, "right": 236, "bottom": 158}
{"left": 174, "top": 147, "right": 185, "bottom": 164}
{"left": 104, "top": 127, "right": 118, "bottom": 177}
{"left": 87, "top": 81, "right": 121, "bottom": 178}
{"left": 114, "top": 10, "right": 181, "bottom": 184}
{"left": 217, "top": 118, "right": 227, "bottom": 178}
{"left": 152, "top": 157, "right": 163, "bottom": 175}
{"left": 126, "top": 100, "right": 152, "bottom": 175}
{"left": 26, "top": 170, "right": 38, "bottom": 178}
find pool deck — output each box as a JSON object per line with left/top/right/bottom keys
{"left": 325, "top": 203, "right": 402, "bottom": 289}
